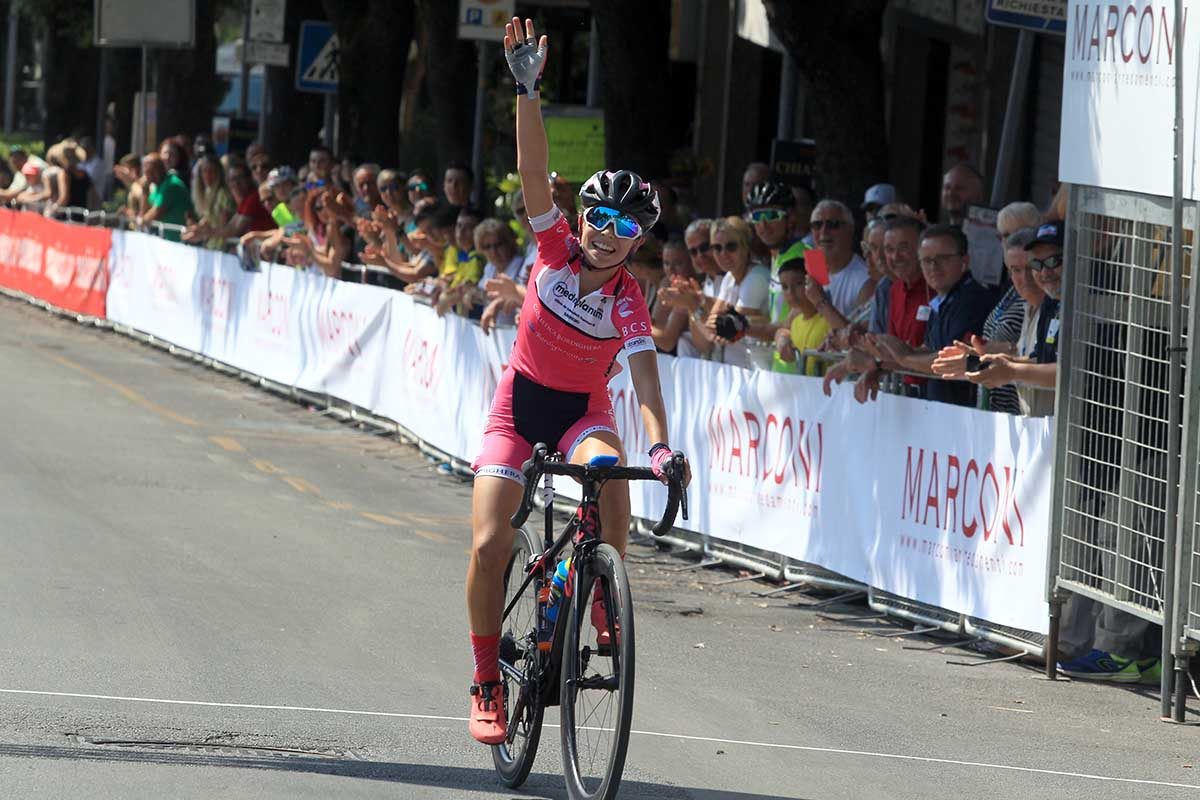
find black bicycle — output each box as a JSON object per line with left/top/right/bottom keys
{"left": 491, "top": 443, "right": 687, "bottom": 800}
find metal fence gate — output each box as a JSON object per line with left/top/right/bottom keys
{"left": 1048, "top": 184, "right": 1193, "bottom": 720}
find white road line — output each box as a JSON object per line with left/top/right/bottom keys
{"left": 0, "top": 689, "right": 463, "bottom": 723}
{"left": 1, "top": 688, "right": 1196, "bottom": 791}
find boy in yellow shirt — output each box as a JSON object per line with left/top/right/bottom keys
{"left": 774, "top": 256, "right": 830, "bottom": 376}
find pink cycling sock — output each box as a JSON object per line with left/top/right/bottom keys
{"left": 470, "top": 632, "right": 501, "bottom": 684}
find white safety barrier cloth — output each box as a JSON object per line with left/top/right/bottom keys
{"left": 106, "top": 232, "right": 1052, "bottom": 633}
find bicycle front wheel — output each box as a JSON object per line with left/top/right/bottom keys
{"left": 560, "top": 543, "right": 635, "bottom": 800}
{"left": 492, "top": 524, "right": 544, "bottom": 787}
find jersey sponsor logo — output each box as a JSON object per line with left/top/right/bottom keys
{"left": 616, "top": 297, "right": 636, "bottom": 318}
{"left": 620, "top": 321, "right": 649, "bottom": 338}
{"left": 534, "top": 265, "right": 621, "bottom": 341}
{"left": 553, "top": 280, "right": 605, "bottom": 320}
{"left": 624, "top": 334, "right": 654, "bottom": 353}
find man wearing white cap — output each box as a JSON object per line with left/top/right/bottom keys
{"left": 861, "top": 183, "right": 897, "bottom": 220}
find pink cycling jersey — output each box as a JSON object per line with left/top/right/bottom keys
{"left": 472, "top": 207, "right": 655, "bottom": 484}
{"left": 508, "top": 208, "right": 655, "bottom": 393}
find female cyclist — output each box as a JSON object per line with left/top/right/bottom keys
{"left": 465, "top": 17, "right": 691, "bottom": 744}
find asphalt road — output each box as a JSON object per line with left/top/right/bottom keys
{"left": 1, "top": 295, "right": 1198, "bottom": 799}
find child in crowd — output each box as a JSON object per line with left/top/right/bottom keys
{"left": 774, "top": 255, "right": 829, "bottom": 377}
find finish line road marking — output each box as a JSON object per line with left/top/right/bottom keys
{"left": 0, "top": 688, "right": 1196, "bottom": 790}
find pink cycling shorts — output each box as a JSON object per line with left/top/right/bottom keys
{"left": 473, "top": 368, "right": 618, "bottom": 485}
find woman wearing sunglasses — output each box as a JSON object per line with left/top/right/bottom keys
{"left": 463, "top": 17, "right": 692, "bottom": 745}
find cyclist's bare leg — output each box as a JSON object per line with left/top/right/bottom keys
{"left": 465, "top": 474, "right": 525, "bottom": 743}
{"left": 467, "top": 475, "right": 526, "bottom": 636}
{"left": 571, "top": 431, "right": 630, "bottom": 555}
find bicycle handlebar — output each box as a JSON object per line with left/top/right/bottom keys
{"left": 509, "top": 443, "right": 688, "bottom": 537}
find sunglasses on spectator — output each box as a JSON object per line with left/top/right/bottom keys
{"left": 710, "top": 242, "right": 739, "bottom": 254}
{"left": 250, "top": 162, "right": 270, "bottom": 172}
{"left": 407, "top": 181, "right": 429, "bottom": 192}
{"left": 688, "top": 242, "right": 711, "bottom": 257}
{"left": 746, "top": 208, "right": 787, "bottom": 223}
{"left": 380, "top": 182, "right": 402, "bottom": 192}
{"left": 880, "top": 213, "right": 899, "bottom": 222}
{"left": 1029, "top": 254, "right": 1064, "bottom": 272}
{"left": 584, "top": 205, "right": 642, "bottom": 239}
{"left": 810, "top": 219, "right": 845, "bottom": 231}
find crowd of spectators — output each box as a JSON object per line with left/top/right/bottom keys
{"left": 2, "top": 114, "right": 1155, "bottom": 687}
{"left": 0, "top": 131, "right": 1067, "bottom": 416}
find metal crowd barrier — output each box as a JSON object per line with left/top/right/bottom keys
{"left": 1048, "top": 184, "right": 1194, "bottom": 720}
{"left": 1, "top": 206, "right": 1053, "bottom": 663}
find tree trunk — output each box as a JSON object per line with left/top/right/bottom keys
{"left": 323, "top": 0, "right": 414, "bottom": 163}
{"left": 153, "top": 0, "right": 222, "bottom": 146}
{"left": 39, "top": 0, "right": 100, "bottom": 144}
{"left": 107, "top": 49, "right": 144, "bottom": 157}
{"left": 414, "top": 0, "right": 476, "bottom": 171}
{"left": 260, "top": 0, "right": 328, "bottom": 165}
{"left": 589, "top": 0, "right": 674, "bottom": 178}
{"left": 764, "top": 0, "right": 888, "bottom": 205}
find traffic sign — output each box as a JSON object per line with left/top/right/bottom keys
{"left": 250, "top": 0, "right": 286, "bottom": 43}
{"left": 458, "top": 0, "right": 513, "bottom": 42}
{"left": 244, "top": 39, "right": 289, "bottom": 67}
{"left": 984, "top": 0, "right": 1066, "bottom": 35}
{"left": 296, "top": 20, "right": 338, "bottom": 93}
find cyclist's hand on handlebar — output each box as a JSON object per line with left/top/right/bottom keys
{"left": 649, "top": 444, "right": 692, "bottom": 488}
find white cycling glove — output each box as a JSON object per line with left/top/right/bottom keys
{"left": 505, "top": 36, "right": 547, "bottom": 98}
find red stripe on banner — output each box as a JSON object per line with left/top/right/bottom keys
{"left": 0, "top": 209, "right": 110, "bottom": 318}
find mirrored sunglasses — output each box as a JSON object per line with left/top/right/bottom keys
{"left": 584, "top": 205, "right": 642, "bottom": 239}
{"left": 746, "top": 208, "right": 787, "bottom": 223}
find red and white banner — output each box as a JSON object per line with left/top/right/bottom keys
{"left": 100, "top": 231, "right": 1052, "bottom": 633}
{"left": 612, "top": 359, "right": 1053, "bottom": 634}
{"left": 0, "top": 208, "right": 110, "bottom": 317}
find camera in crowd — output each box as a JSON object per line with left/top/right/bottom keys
{"left": 714, "top": 309, "right": 749, "bottom": 342}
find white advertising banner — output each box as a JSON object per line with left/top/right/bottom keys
{"left": 375, "top": 294, "right": 504, "bottom": 461}
{"left": 108, "top": 231, "right": 396, "bottom": 409}
{"left": 1059, "top": 0, "right": 1200, "bottom": 197}
{"left": 103, "top": 231, "right": 1052, "bottom": 633}
{"left": 857, "top": 394, "right": 1054, "bottom": 633}
{"left": 617, "top": 362, "right": 1052, "bottom": 634}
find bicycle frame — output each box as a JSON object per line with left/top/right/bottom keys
{"left": 501, "top": 467, "right": 608, "bottom": 709}
{"left": 498, "top": 444, "right": 684, "bottom": 721}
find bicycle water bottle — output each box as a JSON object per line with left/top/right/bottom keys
{"left": 546, "top": 557, "right": 571, "bottom": 622}
{"left": 538, "top": 557, "right": 571, "bottom": 651}
{"left": 536, "top": 584, "right": 554, "bottom": 650}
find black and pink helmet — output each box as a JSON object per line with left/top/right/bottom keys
{"left": 579, "top": 170, "right": 661, "bottom": 229}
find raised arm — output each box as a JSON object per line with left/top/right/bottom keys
{"left": 504, "top": 18, "right": 553, "bottom": 220}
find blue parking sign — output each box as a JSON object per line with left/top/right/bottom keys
{"left": 296, "top": 21, "right": 339, "bottom": 94}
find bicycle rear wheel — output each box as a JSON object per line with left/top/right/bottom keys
{"left": 560, "top": 543, "right": 635, "bottom": 800}
{"left": 492, "top": 525, "right": 545, "bottom": 787}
